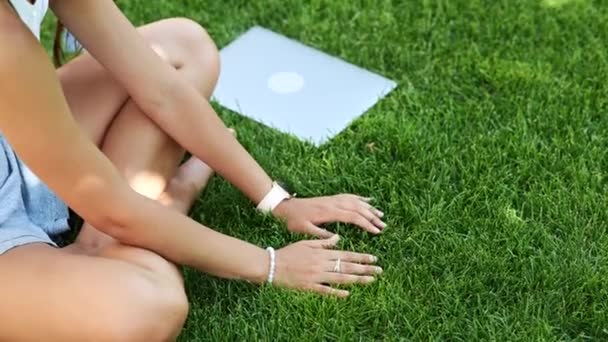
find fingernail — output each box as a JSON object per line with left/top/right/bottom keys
{"left": 334, "top": 234, "right": 341, "bottom": 241}
{"left": 379, "top": 221, "right": 387, "bottom": 229}
{"left": 376, "top": 210, "right": 385, "bottom": 218}
{"left": 371, "top": 256, "right": 378, "bottom": 263}
{"left": 373, "top": 228, "right": 381, "bottom": 234}
{"left": 375, "top": 267, "right": 383, "bottom": 274}
{"left": 365, "top": 276, "right": 375, "bottom": 283}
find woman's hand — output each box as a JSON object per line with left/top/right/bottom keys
{"left": 274, "top": 235, "right": 381, "bottom": 297}
{"left": 272, "top": 194, "right": 386, "bottom": 238}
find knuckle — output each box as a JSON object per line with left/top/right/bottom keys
{"left": 356, "top": 201, "right": 368, "bottom": 208}
{"left": 341, "top": 195, "right": 354, "bottom": 204}
{"left": 343, "top": 252, "right": 355, "bottom": 261}
{"left": 356, "top": 217, "right": 368, "bottom": 226}
{"left": 314, "top": 252, "right": 327, "bottom": 262}
{"left": 303, "top": 284, "right": 316, "bottom": 291}
{"left": 361, "top": 211, "right": 373, "bottom": 221}
{"left": 297, "top": 240, "right": 310, "bottom": 248}
{"left": 357, "top": 255, "right": 369, "bottom": 263}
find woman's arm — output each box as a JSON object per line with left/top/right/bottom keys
{"left": 51, "top": 0, "right": 273, "bottom": 204}
{"left": 0, "top": 6, "right": 268, "bottom": 282}
{"left": 51, "top": 0, "right": 387, "bottom": 237}
{"left": 0, "top": 4, "right": 380, "bottom": 296}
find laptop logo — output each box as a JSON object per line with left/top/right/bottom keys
{"left": 267, "top": 71, "right": 305, "bottom": 94}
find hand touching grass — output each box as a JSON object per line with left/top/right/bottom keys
{"left": 274, "top": 235, "right": 381, "bottom": 297}
{"left": 273, "top": 194, "right": 386, "bottom": 238}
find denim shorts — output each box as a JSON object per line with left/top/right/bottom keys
{"left": 0, "top": 135, "right": 70, "bottom": 255}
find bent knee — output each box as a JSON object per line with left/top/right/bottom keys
{"left": 97, "top": 243, "right": 185, "bottom": 286}
{"left": 166, "top": 18, "right": 217, "bottom": 53}
{"left": 2, "top": 245, "right": 190, "bottom": 342}
{"left": 144, "top": 17, "right": 220, "bottom": 97}
{"left": 159, "top": 18, "right": 219, "bottom": 70}
{"left": 96, "top": 271, "right": 189, "bottom": 342}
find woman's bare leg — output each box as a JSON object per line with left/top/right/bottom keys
{"left": 63, "top": 17, "right": 221, "bottom": 253}
{"left": 65, "top": 16, "right": 222, "bottom": 302}
{"left": 0, "top": 18, "right": 221, "bottom": 341}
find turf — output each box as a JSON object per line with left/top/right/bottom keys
{"left": 43, "top": 0, "right": 608, "bottom": 340}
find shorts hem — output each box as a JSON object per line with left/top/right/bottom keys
{"left": 0, "top": 234, "right": 57, "bottom": 255}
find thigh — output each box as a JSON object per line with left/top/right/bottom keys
{"left": 58, "top": 18, "right": 218, "bottom": 146}
{"left": 58, "top": 17, "right": 219, "bottom": 265}
{"left": 0, "top": 243, "right": 187, "bottom": 342}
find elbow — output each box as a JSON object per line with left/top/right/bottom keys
{"left": 87, "top": 208, "right": 131, "bottom": 241}
{"left": 81, "top": 184, "right": 139, "bottom": 242}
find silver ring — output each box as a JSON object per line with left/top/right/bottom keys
{"left": 332, "top": 258, "right": 342, "bottom": 273}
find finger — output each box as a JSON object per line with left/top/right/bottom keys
{"left": 336, "top": 197, "right": 386, "bottom": 228}
{"left": 372, "top": 208, "right": 385, "bottom": 218}
{"left": 306, "top": 234, "right": 340, "bottom": 249}
{"left": 322, "top": 272, "right": 376, "bottom": 285}
{"left": 355, "top": 198, "right": 385, "bottom": 219}
{"left": 337, "top": 210, "right": 381, "bottom": 234}
{"left": 326, "top": 261, "right": 383, "bottom": 275}
{"left": 310, "top": 284, "right": 349, "bottom": 298}
{"left": 303, "top": 223, "right": 334, "bottom": 239}
{"left": 356, "top": 207, "right": 387, "bottom": 230}
{"left": 357, "top": 196, "right": 374, "bottom": 203}
{"left": 326, "top": 250, "right": 378, "bottom": 264}
{"left": 336, "top": 196, "right": 370, "bottom": 211}
{"left": 351, "top": 196, "right": 385, "bottom": 219}
{"left": 371, "top": 216, "right": 387, "bottom": 230}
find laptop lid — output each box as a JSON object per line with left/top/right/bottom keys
{"left": 213, "top": 26, "right": 397, "bottom": 145}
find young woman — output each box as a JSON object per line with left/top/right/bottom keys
{"left": 0, "top": 0, "right": 387, "bottom": 340}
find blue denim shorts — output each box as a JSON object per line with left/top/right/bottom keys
{"left": 0, "top": 135, "right": 70, "bottom": 255}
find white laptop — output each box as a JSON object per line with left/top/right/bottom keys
{"left": 212, "top": 26, "right": 397, "bottom": 145}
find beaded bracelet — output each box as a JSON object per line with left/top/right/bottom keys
{"left": 265, "top": 247, "right": 276, "bottom": 284}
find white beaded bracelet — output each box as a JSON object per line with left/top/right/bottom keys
{"left": 265, "top": 247, "right": 276, "bottom": 284}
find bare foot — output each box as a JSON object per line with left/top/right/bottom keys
{"left": 160, "top": 128, "right": 236, "bottom": 212}
{"left": 70, "top": 129, "right": 236, "bottom": 254}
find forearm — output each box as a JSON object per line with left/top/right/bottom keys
{"left": 52, "top": 0, "right": 275, "bottom": 204}
{"left": 108, "top": 192, "right": 269, "bottom": 283}
{"left": 145, "top": 79, "right": 273, "bottom": 204}
{"left": 0, "top": 22, "right": 268, "bottom": 284}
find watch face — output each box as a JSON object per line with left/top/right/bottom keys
{"left": 276, "top": 180, "right": 293, "bottom": 196}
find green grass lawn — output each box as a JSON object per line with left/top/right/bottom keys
{"left": 45, "top": 0, "right": 608, "bottom": 340}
